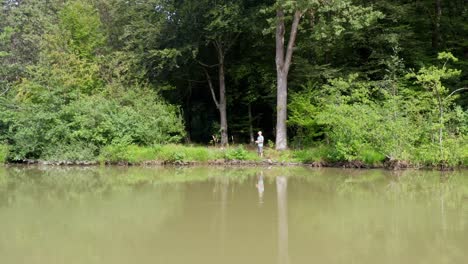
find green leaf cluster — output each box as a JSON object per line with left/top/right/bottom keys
{"left": 289, "top": 53, "right": 466, "bottom": 165}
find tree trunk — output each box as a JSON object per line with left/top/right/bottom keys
{"left": 204, "top": 42, "right": 229, "bottom": 147}
{"left": 276, "top": 72, "right": 288, "bottom": 150}
{"left": 248, "top": 103, "right": 254, "bottom": 144}
{"left": 184, "top": 82, "right": 193, "bottom": 143}
{"left": 436, "top": 92, "right": 444, "bottom": 158}
{"left": 218, "top": 59, "right": 228, "bottom": 146}
{"left": 432, "top": 0, "right": 442, "bottom": 50}
{"left": 275, "top": 9, "right": 302, "bottom": 150}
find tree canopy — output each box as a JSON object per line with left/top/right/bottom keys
{"left": 0, "top": 0, "right": 466, "bottom": 164}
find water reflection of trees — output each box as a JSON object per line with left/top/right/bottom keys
{"left": 289, "top": 169, "right": 468, "bottom": 264}
{"left": 213, "top": 174, "right": 229, "bottom": 255}
{"left": 277, "top": 176, "right": 289, "bottom": 264}
{"left": 1, "top": 166, "right": 467, "bottom": 207}
{"left": 1, "top": 166, "right": 467, "bottom": 263}
{"left": 0, "top": 166, "right": 260, "bottom": 204}
{"left": 0, "top": 167, "right": 186, "bottom": 264}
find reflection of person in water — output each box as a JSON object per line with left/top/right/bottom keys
{"left": 255, "top": 172, "right": 264, "bottom": 204}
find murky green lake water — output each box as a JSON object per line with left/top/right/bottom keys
{"left": 0, "top": 166, "right": 467, "bottom": 264}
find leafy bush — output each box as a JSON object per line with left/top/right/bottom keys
{"left": 413, "top": 137, "right": 468, "bottom": 167}
{"left": 439, "top": 137, "right": 467, "bottom": 167}
{"left": 43, "top": 142, "right": 98, "bottom": 162}
{"left": 157, "top": 145, "right": 226, "bottom": 162}
{"left": 0, "top": 144, "right": 8, "bottom": 163}
{"left": 182, "top": 146, "right": 215, "bottom": 162}
{"left": 157, "top": 145, "right": 187, "bottom": 163}
{"left": 224, "top": 145, "right": 259, "bottom": 161}
{"left": 267, "top": 140, "right": 275, "bottom": 149}
{"left": 2, "top": 88, "right": 185, "bottom": 160}
{"left": 462, "top": 144, "right": 468, "bottom": 167}
{"left": 358, "top": 147, "right": 386, "bottom": 165}
{"left": 293, "top": 145, "right": 332, "bottom": 163}
{"left": 98, "top": 144, "right": 263, "bottom": 164}
{"left": 290, "top": 65, "right": 467, "bottom": 166}
{"left": 99, "top": 144, "right": 159, "bottom": 164}
{"left": 317, "top": 104, "right": 380, "bottom": 161}
{"left": 99, "top": 144, "right": 128, "bottom": 164}
{"left": 0, "top": 4, "right": 185, "bottom": 162}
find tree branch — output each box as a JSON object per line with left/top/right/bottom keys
{"left": 0, "top": 86, "right": 11, "bottom": 96}
{"left": 181, "top": 79, "right": 206, "bottom": 83}
{"left": 196, "top": 59, "right": 219, "bottom": 68}
{"left": 213, "top": 40, "right": 225, "bottom": 63}
{"left": 284, "top": 10, "right": 302, "bottom": 74}
{"left": 447, "top": 87, "right": 468, "bottom": 99}
{"left": 202, "top": 67, "right": 220, "bottom": 109}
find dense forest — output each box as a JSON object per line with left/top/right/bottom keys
{"left": 0, "top": 0, "right": 467, "bottom": 166}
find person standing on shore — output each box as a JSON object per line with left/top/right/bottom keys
{"left": 255, "top": 131, "right": 264, "bottom": 157}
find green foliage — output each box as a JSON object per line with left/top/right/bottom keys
{"left": 59, "top": 0, "right": 106, "bottom": 59}
{"left": 292, "top": 146, "right": 331, "bottom": 163}
{"left": 99, "top": 144, "right": 159, "bottom": 164}
{"left": 406, "top": 52, "right": 462, "bottom": 161}
{"left": 313, "top": 0, "right": 384, "bottom": 42}
{"left": 4, "top": 87, "right": 185, "bottom": 160}
{"left": 290, "top": 52, "right": 466, "bottom": 166}
{"left": 1, "top": 0, "right": 467, "bottom": 168}
{"left": 289, "top": 82, "right": 322, "bottom": 145}
{"left": 413, "top": 137, "right": 468, "bottom": 167}
{"left": 0, "top": 0, "right": 185, "bottom": 161}
{"left": 292, "top": 75, "right": 387, "bottom": 161}
{"left": 462, "top": 142, "right": 468, "bottom": 167}
{"left": 224, "top": 145, "right": 259, "bottom": 161}
{"left": 179, "top": 146, "right": 218, "bottom": 162}
{"left": 0, "top": 144, "right": 9, "bottom": 163}
{"left": 204, "top": 2, "right": 243, "bottom": 37}
{"left": 359, "top": 147, "right": 386, "bottom": 165}
{"left": 0, "top": 26, "right": 15, "bottom": 91}
{"left": 267, "top": 139, "right": 275, "bottom": 149}
{"left": 42, "top": 142, "right": 98, "bottom": 162}
{"left": 21, "top": 0, "right": 107, "bottom": 96}
{"left": 156, "top": 145, "right": 216, "bottom": 163}
{"left": 99, "top": 144, "right": 264, "bottom": 164}
{"left": 159, "top": 147, "right": 186, "bottom": 163}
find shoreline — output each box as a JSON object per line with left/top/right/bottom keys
{"left": 4, "top": 159, "right": 465, "bottom": 171}
{"left": 2, "top": 144, "right": 466, "bottom": 171}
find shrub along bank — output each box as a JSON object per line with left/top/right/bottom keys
{"left": 0, "top": 144, "right": 8, "bottom": 163}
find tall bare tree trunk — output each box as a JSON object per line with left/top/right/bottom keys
{"left": 276, "top": 71, "right": 288, "bottom": 150}
{"left": 203, "top": 44, "right": 229, "bottom": 147}
{"left": 185, "top": 82, "right": 193, "bottom": 143}
{"left": 436, "top": 92, "right": 444, "bottom": 158}
{"left": 218, "top": 59, "right": 228, "bottom": 146}
{"left": 248, "top": 103, "right": 254, "bottom": 144}
{"left": 275, "top": 9, "right": 302, "bottom": 150}
{"left": 432, "top": 0, "right": 442, "bottom": 50}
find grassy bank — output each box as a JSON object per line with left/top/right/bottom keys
{"left": 1, "top": 143, "right": 467, "bottom": 169}
{"left": 98, "top": 144, "right": 261, "bottom": 164}
{"left": 100, "top": 143, "right": 468, "bottom": 168}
